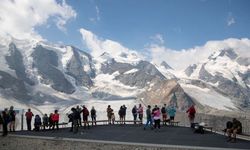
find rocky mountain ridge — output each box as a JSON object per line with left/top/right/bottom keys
{"left": 0, "top": 38, "right": 249, "bottom": 114}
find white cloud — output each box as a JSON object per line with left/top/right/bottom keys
{"left": 96, "top": 6, "right": 100, "bottom": 21}
{"left": 149, "top": 38, "right": 250, "bottom": 70}
{"left": 0, "top": 0, "right": 76, "bottom": 40}
{"left": 227, "top": 13, "right": 235, "bottom": 26}
{"left": 89, "top": 5, "right": 100, "bottom": 23}
{"left": 227, "top": 17, "right": 235, "bottom": 26}
{"left": 79, "top": 28, "right": 143, "bottom": 63}
{"left": 150, "top": 34, "right": 164, "bottom": 45}
{"left": 80, "top": 28, "right": 250, "bottom": 71}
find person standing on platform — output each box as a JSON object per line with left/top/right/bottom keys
{"left": 186, "top": 105, "right": 196, "bottom": 127}
{"left": 25, "top": 108, "right": 34, "bottom": 131}
{"left": 42, "top": 114, "right": 49, "bottom": 130}
{"left": 8, "top": 106, "right": 16, "bottom": 132}
{"left": 168, "top": 105, "right": 177, "bottom": 125}
{"left": 91, "top": 106, "right": 97, "bottom": 126}
{"left": 132, "top": 105, "right": 138, "bottom": 124}
{"left": 2, "top": 109, "right": 10, "bottom": 136}
{"left": 76, "top": 105, "right": 82, "bottom": 126}
{"left": 107, "top": 105, "right": 113, "bottom": 124}
{"left": 52, "top": 110, "right": 59, "bottom": 130}
{"left": 144, "top": 105, "right": 153, "bottom": 130}
{"left": 138, "top": 104, "right": 143, "bottom": 124}
{"left": 122, "top": 105, "right": 127, "bottom": 124}
{"left": 161, "top": 104, "right": 167, "bottom": 125}
{"left": 82, "top": 105, "right": 90, "bottom": 129}
{"left": 152, "top": 106, "right": 161, "bottom": 131}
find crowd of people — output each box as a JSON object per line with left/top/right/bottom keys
{"left": 25, "top": 109, "right": 60, "bottom": 132}
{"left": 0, "top": 107, "right": 63, "bottom": 136}
{"left": 0, "top": 104, "right": 243, "bottom": 143}
{"left": 0, "top": 103, "right": 179, "bottom": 135}
{"left": 68, "top": 103, "right": 179, "bottom": 133}
{"left": 0, "top": 106, "right": 16, "bottom": 136}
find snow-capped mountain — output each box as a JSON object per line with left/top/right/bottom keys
{"left": 1, "top": 36, "right": 249, "bottom": 116}
{"left": 181, "top": 49, "right": 250, "bottom": 110}
{"left": 0, "top": 37, "right": 194, "bottom": 116}
{"left": 0, "top": 37, "right": 93, "bottom": 113}
{"left": 155, "top": 61, "right": 176, "bottom": 79}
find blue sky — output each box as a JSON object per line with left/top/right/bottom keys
{"left": 35, "top": 0, "right": 250, "bottom": 51}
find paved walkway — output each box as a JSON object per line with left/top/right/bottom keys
{"left": 12, "top": 125, "right": 250, "bottom": 149}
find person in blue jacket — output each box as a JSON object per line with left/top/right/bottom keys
{"left": 167, "top": 105, "right": 176, "bottom": 124}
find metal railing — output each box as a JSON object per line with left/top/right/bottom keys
{"left": 1, "top": 108, "right": 249, "bottom": 135}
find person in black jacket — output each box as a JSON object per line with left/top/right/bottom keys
{"left": 34, "top": 115, "right": 42, "bottom": 131}
{"left": 8, "top": 106, "right": 16, "bottom": 132}
{"left": 2, "top": 110, "right": 10, "bottom": 136}
{"left": 90, "top": 106, "right": 96, "bottom": 126}
{"left": 69, "top": 107, "right": 79, "bottom": 133}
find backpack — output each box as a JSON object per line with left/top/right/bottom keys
{"left": 194, "top": 125, "right": 204, "bottom": 134}
{"left": 161, "top": 107, "right": 166, "bottom": 113}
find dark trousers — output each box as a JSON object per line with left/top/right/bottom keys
{"left": 2, "top": 123, "right": 8, "bottom": 136}
{"left": 26, "top": 119, "right": 32, "bottom": 131}
{"left": 70, "top": 120, "right": 78, "bottom": 133}
{"left": 91, "top": 116, "right": 96, "bottom": 125}
{"left": 133, "top": 114, "right": 137, "bottom": 124}
{"left": 139, "top": 114, "right": 143, "bottom": 121}
{"left": 154, "top": 119, "right": 161, "bottom": 129}
{"left": 53, "top": 121, "right": 59, "bottom": 130}
{"left": 34, "top": 125, "right": 40, "bottom": 131}
{"left": 78, "top": 118, "right": 82, "bottom": 126}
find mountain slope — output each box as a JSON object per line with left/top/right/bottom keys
{"left": 1, "top": 37, "right": 249, "bottom": 115}
{"left": 0, "top": 38, "right": 194, "bottom": 114}
{"left": 182, "top": 49, "right": 250, "bottom": 110}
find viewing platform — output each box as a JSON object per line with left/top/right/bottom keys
{"left": 1, "top": 124, "right": 250, "bottom": 150}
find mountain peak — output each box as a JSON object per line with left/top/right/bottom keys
{"left": 160, "top": 61, "right": 173, "bottom": 70}
{"left": 208, "top": 49, "right": 238, "bottom": 60}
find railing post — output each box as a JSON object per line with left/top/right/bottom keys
{"left": 21, "top": 109, "right": 24, "bottom": 131}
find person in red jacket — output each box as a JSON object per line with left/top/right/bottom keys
{"left": 186, "top": 105, "right": 196, "bottom": 127}
{"left": 52, "top": 110, "right": 59, "bottom": 130}
{"left": 82, "top": 105, "right": 89, "bottom": 129}
{"left": 25, "top": 108, "right": 34, "bottom": 131}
